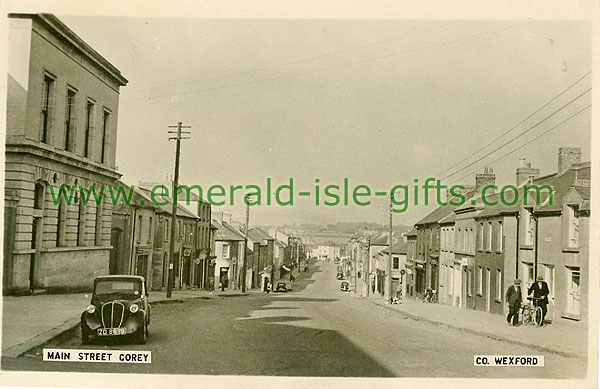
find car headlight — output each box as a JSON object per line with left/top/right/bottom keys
{"left": 86, "top": 305, "right": 95, "bottom": 314}
{"left": 130, "top": 304, "right": 139, "bottom": 313}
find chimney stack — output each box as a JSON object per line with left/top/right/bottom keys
{"left": 516, "top": 158, "right": 540, "bottom": 186}
{"left": 213, "top": 211, "right": 224, "bottom": 224}
{"left": 558, "top": 147, "right": 581, "bottom": 174}
{"left": 475, "top": 167, "right": 496, "bottom": 192}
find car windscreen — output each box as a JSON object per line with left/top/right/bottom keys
{"left": 95, "top": 280, "right": 141, "bottom": 296}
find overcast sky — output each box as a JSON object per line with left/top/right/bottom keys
{"left": 58, "top": 16, "right": 591, "bottom": 226}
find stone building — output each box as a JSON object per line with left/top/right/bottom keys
{"left": 4, "top": 14, "right": 127, "bottom": 293}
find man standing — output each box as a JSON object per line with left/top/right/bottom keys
{"left": 528, "top": 275, "right": 550, "bottom": 325}
{"left": 505, "top": 279, "right": 523, "bottom": 326}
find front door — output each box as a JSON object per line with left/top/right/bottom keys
{"left": 109, "top": 228, "right": 121, "bottom": 275}
{"left": 567, "top": 267, "right": 581, "bottom": 317}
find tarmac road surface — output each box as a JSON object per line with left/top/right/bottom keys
{"left": 2, "top": 261, "right": 587, "bottom": 378}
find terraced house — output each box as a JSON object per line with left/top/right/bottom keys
{"left": 4, "top": 14, "right": 127, "bottom": 293}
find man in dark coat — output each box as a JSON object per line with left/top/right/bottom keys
{"left": 528, "top": 275, "right": 550, "bottom": 325}
{"left": 505, "top": 279, "right": 523, "bottom": 326}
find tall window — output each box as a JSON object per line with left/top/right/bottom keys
{"left": 84, "top": 100, "right": 95, "bottom": 158}
{"left": 467, "top": 269, "right": 473, "bottom": 296}
{"left": 94, "top": 199, "right": 103, "bottom": 246}
{"left": 496, "top": 221, "right": 503, "bottom": 252}
{"left": 567, "top": 206, "right": 579, "bottom": 248}
{"left": 164, "top": 219, "right": 169, "bottom": 241}
{"left": 477, "top": 266, "right": 483, "bottom": 295}
{"left": 477, "top": 223, "right": 483, "bottom": 251}
{"left": 222, "top": 243, "right": 230, "bottom": 259}
{"left": 101, "top": 109, "right": 110, "bottom": 163}
{"left": 65, "top": 88, "right": 77, "bottom": 151}
{"left": 137, "top": 215, "right": 143, "bottom": 243}
{"left": 41, "top": 75, "right": 54, "bottom": 143}
{"left": 486, "top": 222, "right": 492, "bottom": 251}
{"left": 524, "top": 209, "right": 534, "bottom": 246}
{"left": 393, "top": 256, "right": 399, "bottom": 270}
{"left": 77, "top": 200, "right": 86, "bottom": 246}
{"left": 496, "top": 269, "right": 502, "bottom": 300}
{"left": 148, "top": 217, "right": 153, "bottom": 243}
{"left": 56, "top": 198, "right": 67, "bottom": 247}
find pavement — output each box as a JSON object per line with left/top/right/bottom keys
{"left": 353, "top": 291, "right": 588, "bottom": 358}
{"left": 1, "top": 287, "right": 251, "bottom": 358}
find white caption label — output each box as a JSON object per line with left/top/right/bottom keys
{"left": 43, "top": 348, "right": 151, "bottom": 363}
{"left": 474, "top": 355, "right": 544, "bottom": 367}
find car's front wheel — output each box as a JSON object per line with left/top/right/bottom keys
{"left": 134, "top": 319, "right": 148, "bottom": 345}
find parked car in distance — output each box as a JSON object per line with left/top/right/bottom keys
{"left": 274, "top": 282, "right": 291, "bottom": 292}
{"left": 81, "top": 275, "right": 150, "bottom": 345}
{"left": 340, "top": 281, "right": 349, "bottom": 292}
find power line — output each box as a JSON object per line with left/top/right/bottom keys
{"left": 447, "top": 103, "right": 591, "bottom": 186}
{"left": 435, "top": 71, "right": 591, "bottom": 177}
{"left": 439, "top": 87, "right": 591, "bottom": 182}
{"left": 130, "top": 21, "right": 535, "bottom": 101}
{"left": 125, "top": 21, "right": 461, "bottom": 95}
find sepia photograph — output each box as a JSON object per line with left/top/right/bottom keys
{"left": 0, "top": 1, "right": 597, "bottom": 388}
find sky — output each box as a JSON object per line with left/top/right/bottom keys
{"left": 57, "top": 16, "right": 592, "bottom": 226}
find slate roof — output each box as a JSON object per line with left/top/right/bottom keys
{"left": 476, "top": 164, "right": 591, "bottom": 218}
{"left": 139, "top": 187, "right": 198, "bottom": 219}
{"left": 379, "top": 240, "right": 409, "bottom": 255}
{"left": 212, "top": 220, "right": 244, "bottom": 241}
{"left": 415, "top": 191, "right": 477, "bottom": 226}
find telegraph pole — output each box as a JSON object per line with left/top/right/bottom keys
{"left": 387, "top": 197, "right": 393, "bottom": 304}
{"left": 365, "top": 235, "right": 371, "bottom": 297}
{"left": 166, "top": 122, "right": 191, "bottom": 298}
{"left": 241, "top": 194, "right": 251, "bottom": 293}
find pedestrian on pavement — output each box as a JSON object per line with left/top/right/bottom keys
{"left": 528, "top": 275, "right": 550, "bottom": 325}
{"left": 208, "top": 276, "right": 214, "bottom": 294}
{"left": 505, "top": 279, "right": 523, "bottom": 326}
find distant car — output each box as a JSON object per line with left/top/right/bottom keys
{"left": 81, "top": 275, "right": 151, "bottom": 345}
{"left": 340, "top": 282, "right": 349, "bottom": 292}
{"left": 274, "top": 282, "right": 290, "bottom": 292}
{"left": 336, "top": 273, "right": 344, "bottom": 280}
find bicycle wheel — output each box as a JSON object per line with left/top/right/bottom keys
{"left": 522, "top": 309, "right": 532, "bottom": 325}
{"left": 533, "top": 306, "right": 544, "bottom": 327}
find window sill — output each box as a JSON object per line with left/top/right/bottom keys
{"left": 494, "top": 298, "right": 502, "bottom": 303}
{"left": 43, "top": 246, "right": 111, "bottom": 253}
{"left": 562, "top": 248, "right": 580, "bottom": 253}
{"left": 477, "top": 293, "right": 483, "bottom": 297}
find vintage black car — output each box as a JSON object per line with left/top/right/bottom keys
{"left": 336, "top": 272, "right": 344, "bottom": 280}
{"left": 340, "top": 281, "right": 349, "bottom": 292}
{"left": 274, "top": 282, "right": 290, "bottom": 292}
{"left": 81, "top": 275, "right": 150, "bottom": 344}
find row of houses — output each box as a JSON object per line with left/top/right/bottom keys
{"left": 3, "top": 13, "right": 307, "bottom": 295}
{"left": 349, "top": 147, "right": 590, "bottom": 325}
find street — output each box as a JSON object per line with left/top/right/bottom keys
{"left": 2, "top": 261, "right": 587, "bottom": 378}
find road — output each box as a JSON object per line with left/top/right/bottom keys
{"left": 2, "top": 261, "right": 587, "bottom": 377}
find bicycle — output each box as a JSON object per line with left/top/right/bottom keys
{"left": 521, "top": 297, "right": 544, "bottom": 327}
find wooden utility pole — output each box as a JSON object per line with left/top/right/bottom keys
{"left": 241, "top": 194, "right": 251, "bottom": 293}
{"left": 166, "top": 122, "right": 191, "bottom": 298}
{"left": 365, "top": 235, "right": 371, "bottom": 297}
{"left": 387, "top": 197, "right": 393, "bottom": 303}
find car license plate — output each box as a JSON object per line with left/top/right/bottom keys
{"left": 97, "top": 328, "right": 127, "bottom": 336}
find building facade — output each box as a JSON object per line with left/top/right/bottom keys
{"left": 4, "top": 14, "right": 127, "bottom": 293}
